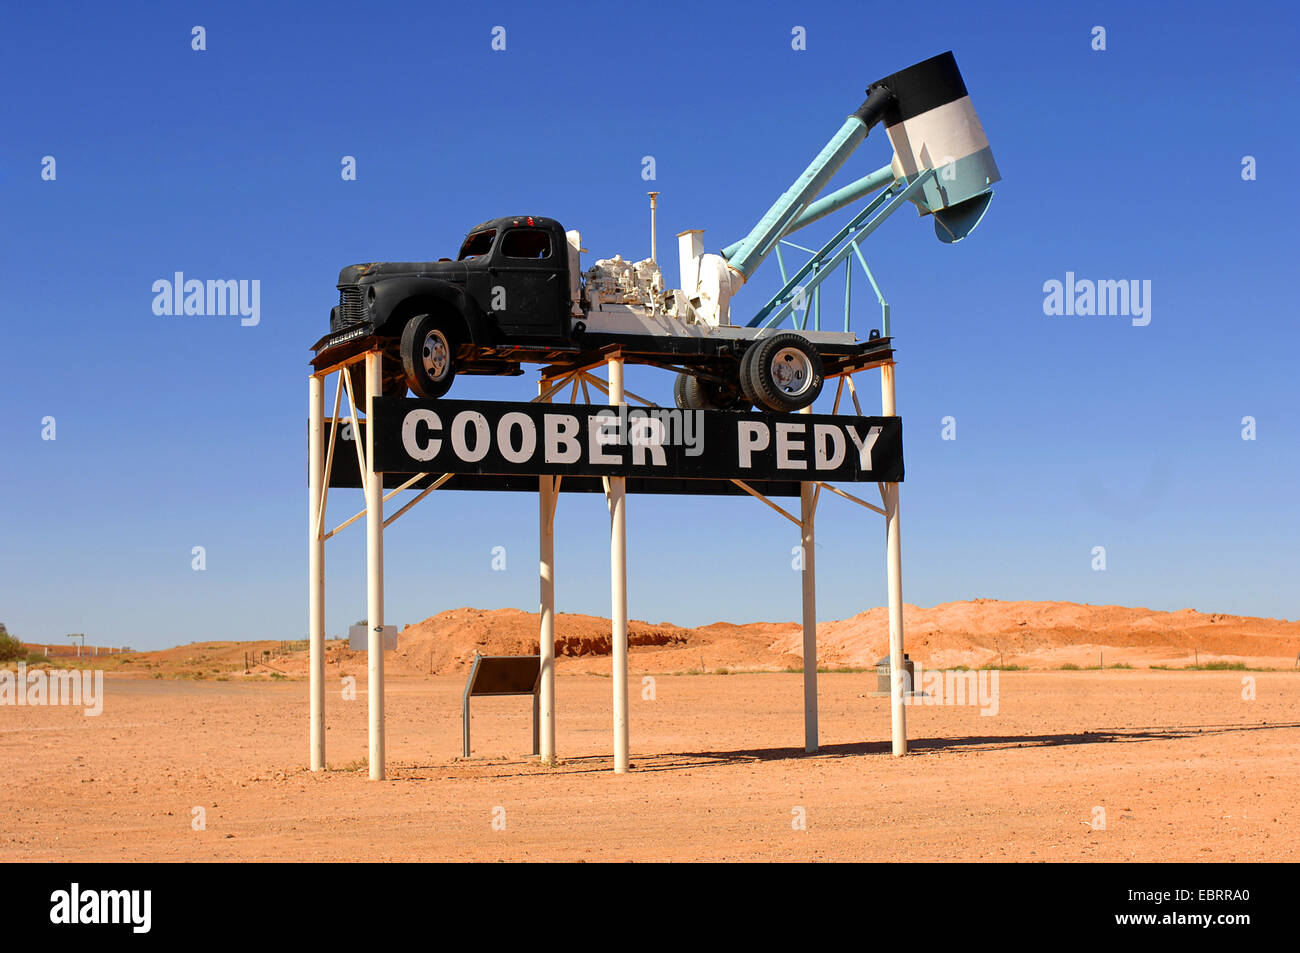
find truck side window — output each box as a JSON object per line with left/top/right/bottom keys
{"left": 501, "top": 227, "right": 551, "bottom": 260}
{"left": 457, "top": 229, "right": 497, "bottom": 260}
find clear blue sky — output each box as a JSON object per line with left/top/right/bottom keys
{"left": 2, "top": 1, "right": 1296, "bottom": 649}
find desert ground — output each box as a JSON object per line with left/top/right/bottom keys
{"left": 3, "top": 600, "right": 1298, "bottom": 862}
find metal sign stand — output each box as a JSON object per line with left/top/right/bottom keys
{"left": 307, "top": 347, "right": 907, "bottom": 780}
{"left": 461, "top": 654, "right": 542, "bottom": 758}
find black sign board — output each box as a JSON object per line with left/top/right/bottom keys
{"left": 364, "top": 397, "right": 903, "bottom": 484}
{"left": 465, "top": 655, "right": 541, "bottom": 696}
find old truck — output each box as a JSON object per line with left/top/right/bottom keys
{"left": 311, "top": 51, "right": 999, "bottom": 413}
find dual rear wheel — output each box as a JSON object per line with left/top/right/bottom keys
{"left": 675, "top": 333, "right": 824, "bottom": 413}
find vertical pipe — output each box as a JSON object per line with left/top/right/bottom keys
{"left": 538, "top": 382, "right": 557, "bottom": 764}
{"left": 844, "top": 263, "right": 852, "bottom": 333}
{"left": 814, "top": 266, "right": 822, "bottom": 331}
{"left": 365, "top": 350, "right": 386, "bottom": 780}
{"left": 648, "top": 192, "right": 659, "bottom": 264}
{"left": 880, "top": 362, "right": 907, "bottom": 756}
{"left": 799, "top": 408, "right": 818, "bottom": 753}
{"left": 608, "top": 356, "right": 630, "bottom": 774}
{"left": 308, "top": 374, "right": 326, "bottom": 771}
{"left": 463, "top": 694, "right": 470, "bottom": 758}
{"left": 532, "top": 692, "right": 541, "bottom": 756}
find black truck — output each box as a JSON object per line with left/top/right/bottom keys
{"left": 311, "top": 215, "right": 894, "bottom": 413}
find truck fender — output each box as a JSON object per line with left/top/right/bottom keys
{"left": 368, "top": 276, "right": 488, "bottom": 348}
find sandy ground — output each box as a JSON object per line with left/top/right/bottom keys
{"left": 2, "top": 670, "right": 1297, "bottom": 861}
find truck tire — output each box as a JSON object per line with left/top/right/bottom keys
{"left": 673, "top": 371, "right": 749, "bottom": 411}
{"left": 673, "top": 371, "right": 692, "bottom": 410}
{"left": 738, "top": 345, "right": 761, "bottom": 405}
{"left": 400, "top": 314, "right": 458, "bottom": 399}
{"left": 686, "top": 374, "right": 749, "bottom": 411}
{"left": 745, "top": 333, "right": 823, "bottom": 412}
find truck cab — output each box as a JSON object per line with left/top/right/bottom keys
{"left": 457, "top": 216, "right": 570, "bottom": 344}
{"left": 313, "top": 215, "right": 576, "bottom": 400}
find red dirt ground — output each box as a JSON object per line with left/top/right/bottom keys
{"left": 1, "top": 670, "right": 1297, "bottom": 861}
{"left": 3, "top": 600, "right": 1296, "bottom": 861}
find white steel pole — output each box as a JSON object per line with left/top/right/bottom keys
{"left": 538, "top": 381, "right": 557, "bottom": 764}
{"left": 608, "top": 355, "right": 630, "bottom": 774}
{"left": 648, "top": 192, "right": 659, "bottom": 264}
{"left": 880, "top": 362, "right": 907, "bottom": 756}
{"left": 365, "top": 351, "right": 386, "bottom": 780}
{"left": 309, "top": 374, "right": 326, "bottom": 771}
{"left": 799, "top": 407, "right": 818, "bottom": 753}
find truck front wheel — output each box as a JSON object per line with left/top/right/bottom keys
{"left": 400, "top": 314, "right": 458, "bottom": 399}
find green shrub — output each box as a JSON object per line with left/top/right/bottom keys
{"left": 0, "top": 631, "right": 27, "bottom": 662}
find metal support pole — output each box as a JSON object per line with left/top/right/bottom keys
{"left": 608, "top": 355, "right": 630, "bottom": 774}
{"left": 648, "top": 191, "right": 659, "bottom": 264}
{"left": 881, "top": 363, "right": 907, "bottom": 756}
{"left": 800, "top": 486, "right": 818, "bottom": 753}
{"left": 308, "top": 375, "right": 326, "bottom": 771}
{"left": 537, "top": 382, "right": 557, "bottom": 764}
{"left": 532, "top": 691, "right": 541, "bottom": 756}
{"left": 365, "top": 350, "right": 386, "bottom": 780}
{"left": 799, "top": 409, "right": 818, "bottom": 753}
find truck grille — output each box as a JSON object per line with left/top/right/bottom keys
{"left": 337, "top": 285, "right": 366, "bottom": 326}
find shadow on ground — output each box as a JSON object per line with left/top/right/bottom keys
{"left": 386, "top": 721, "right": 1300, "bottom": 780}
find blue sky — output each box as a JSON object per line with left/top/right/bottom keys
{"left": 2, "top": 1, "right": 1296, "bottom": 649}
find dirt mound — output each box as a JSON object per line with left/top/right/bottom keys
{"left": 766, "top": 600, "right": 1300, "bottom": 670}
{"left": 393, "top": 601, "right": 1300, "bottom": 674}
{"left": 390, "top": 608, "right": 693, "bottom": 674}
{"left": 99, "top": 600, "right": 1300, "bottom": 679}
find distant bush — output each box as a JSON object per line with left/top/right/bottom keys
{"left": 0, "top": 631, "right": 27, "bottom": 662}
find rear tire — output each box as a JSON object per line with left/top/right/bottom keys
{"left": 672, "top": 371, "right": 692, "bottom": 410}
{"left": 400, "top": 314, "right": 458, "bottom": 399}
{"left": 744, "top": 333, "right": 823, "bottom": 412}
{"left": 738, "top": 345, "right": 760, "bottom": 405}
{"left": 673, "top": 371, "right": 749, "bottom": 411}
{"left": 685, "top": 374, "right": 749, "bottom": 411}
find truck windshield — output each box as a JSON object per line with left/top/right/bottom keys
{"left": 457, "top": 229, "right": 496, "bottom": 260}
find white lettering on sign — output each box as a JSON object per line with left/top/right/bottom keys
{"left": 813, "top": 424, "right": 845, "bottom": 470}
{"left": 389, "top": 406, "right": 896, "bottom": 480}
{"left": 845, "top": 424, "right": 882, "bottom": 469}
{"left": 775, "top": 423, "right": 806, "bottom": 471}
{"left": 630, "top": 416, "right": 667, "bottom": 466}
{"left": 589, "top": 411, "right": 622, "bottom": 465}
{"left": 737, "top": 421, "right": 770, "bottom": 468}
{"left": 451, "top": 411, "right": 490, "bottom": 463}
{"left": 543, "top": 413, "right": 581, "bottom": 463}
{"left": 401, "top": 409, "right": 442, "bottom": 461}
{"left": 496, "top": 412, "right": 536, "bottom": 464}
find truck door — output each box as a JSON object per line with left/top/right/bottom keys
{"left": 489, "top": 225, "right": 567, "bottom": 341}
